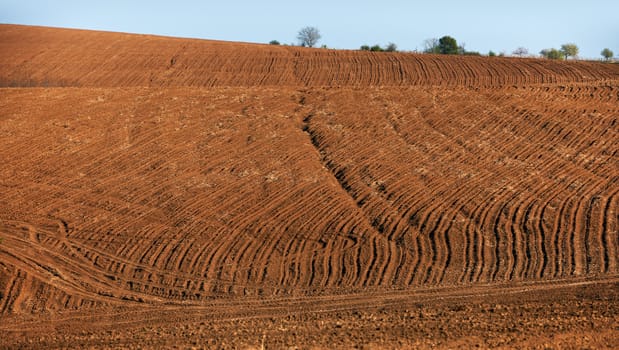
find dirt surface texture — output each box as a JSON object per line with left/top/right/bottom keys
{"left": 1, "top": 24, "right": 618, "bottom": 349}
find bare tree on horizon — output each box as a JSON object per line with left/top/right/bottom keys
{"left": 297, "top": 26, "right": 321, "bottom": 48}
{"left": 512, "top": 47, "right": 529, "bottom": 57}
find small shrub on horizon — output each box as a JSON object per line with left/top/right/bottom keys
{"left": 385, "top": 43, "right": 398, "bottom": 52}
{"left": 540, "top": 48, "right": 563, "bottom": 60}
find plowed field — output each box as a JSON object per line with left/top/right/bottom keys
{"left": 1, "top": 24, "right": 618, "bottom": 348}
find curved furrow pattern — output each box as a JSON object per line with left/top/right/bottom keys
{"left": 1, "top": 47, "right": 617, "bottom": 319}
{"left": 601, "top": 189, "right": 619, "bottom": 273}
{"left": 2, "top": 25, "right": 619, "bottom": 89}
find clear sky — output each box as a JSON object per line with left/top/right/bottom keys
{"left": 1, "top": 0, "right": 617, "bottom": 59}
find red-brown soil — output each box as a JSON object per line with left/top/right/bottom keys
{"left": 1, "top": 24, "right": 618, "bottom": 348}
{"left": 2, "top": 24, "right": 618, "bottom": 88}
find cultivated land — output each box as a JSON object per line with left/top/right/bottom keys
{"left": 0, "top": 24, "right": 618, "bottom": 348}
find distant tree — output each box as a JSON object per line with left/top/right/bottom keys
{"left": 423, "top": 38, "right": 440, "bottom": 54}
{"left": 601, "top": 48, "right": 614, "bottom": 61}
{"left": 512, "top": 47, "right": 529, "bottom": 57}
{"left": 385, "top": 42, "right": 398, "bottom": 52}
{"left": 269, "top": 40, "right": 280, "bottom": 45}
{"left": 297, "top": 26, "right": 321, "bottom": 48}
{"left": 540, "top": 48, "right": 563, "bottom": 60}
{"left": 438, "top": 36, "right": 459, "bottom": 55}
{"left": 560, "top": 43, "right": 579, "bottom": 59}
{"left": 488, "top": 50, "right": 497, "bottom": 57}
{"left": 360, "top": 45, "right": 370, "bottom": 51}
{"left": 370, "top": 44, "right": 384, "bottom": 52}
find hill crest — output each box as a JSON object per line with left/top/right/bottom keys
{"left": 1, "top": 24, "right": 618, "bottom": 88}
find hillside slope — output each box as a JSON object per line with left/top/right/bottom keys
{"left": 1, "top": 24, "right": 618, "bottom": 88}
{"left": 0, "top": 25, "right": 618, "bottom": 348}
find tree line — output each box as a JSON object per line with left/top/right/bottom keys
{"left": 270, "top": 27, "right": 616, "bottom": 61}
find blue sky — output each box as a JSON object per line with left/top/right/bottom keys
{"left": 1, "top": 0, "right": 617, "bottom": 58}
